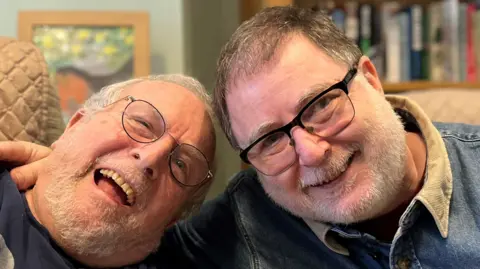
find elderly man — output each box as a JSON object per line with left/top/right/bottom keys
{"left": 162, "top": 5, "right": 480, "bottom": 269}
{"left": 0, "top": 74, "right": 215, "bottom": 268}
{"left": 4, "top": 6, "right": 480, "bottom": 269}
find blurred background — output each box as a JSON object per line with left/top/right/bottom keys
{"left": 1, "top": 0, "right": 479, "bottom": 200}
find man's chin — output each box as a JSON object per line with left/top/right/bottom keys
{"left": 316, "top": 187, "right": 399, "bottom": 224}
{"left": 284, "top": 185, "right": 379, "bottom": 224}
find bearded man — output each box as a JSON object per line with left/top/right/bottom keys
{"left": 0, "top": 74, "right": 215, "bottom": 268}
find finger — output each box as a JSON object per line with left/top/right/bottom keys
{"left": 0, "top": 141, "right": 51, "bottom": 164}
{"left": 10, "top": 159, "right": 47, "bottom": 190}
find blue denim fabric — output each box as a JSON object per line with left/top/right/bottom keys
{"left": 331, "top": 226, "right": 391, "bottom": 269}
{"left": 157, "top": 122, "right": 480, "bottom": 269}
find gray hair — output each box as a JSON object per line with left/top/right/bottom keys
{"left": 82, "top": 74, "right": 216, "bottom": 218}
{"left": 213, "top": 6, "right": 362, "bottom": 149}
{"left": 83, "top": 74, "right": 214, "bottom": 124}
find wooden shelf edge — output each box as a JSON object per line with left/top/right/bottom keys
{"left": 382, "top": 81, "right": 480, "bottom": 92}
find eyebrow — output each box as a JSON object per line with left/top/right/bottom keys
{"left": 244, "top": 81, "right": 333, "bottom": 148}
{"left": 294, "top": 82, "right": 333, "bottom": 113}
{"left": 246, "top": 121, "right": 277, "bottom": 148}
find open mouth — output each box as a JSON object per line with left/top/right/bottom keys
{"left": 94, "top": 169, "right": 135, "bottom": 206}
{"left": 345, "top": 152, "right": 355, "bottom": 168}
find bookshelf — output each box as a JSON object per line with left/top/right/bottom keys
{"left": 240, "top": 0, "right": 480, "bottom": 93}
{"left": 239, "top": 0, "right": 480, "bottom": 170}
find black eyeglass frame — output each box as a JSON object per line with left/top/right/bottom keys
{"left": 105, "top": 95, "right": 213, "bottom": 187}
{"left": 239, "top": 68, "right": 357, "bottom": 165}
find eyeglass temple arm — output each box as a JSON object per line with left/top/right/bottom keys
{"left": 343, "top": 68, "right": 357, "bottom": 84}
{"left": 104, "top": 95, "right": 136, "bottom": 108}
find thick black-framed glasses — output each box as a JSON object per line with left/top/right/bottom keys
{"left": 240, "top": 68, "right": 357, "bottom": 176}
{"left": 105, "top": 95, "right": 213, "bottom": 187}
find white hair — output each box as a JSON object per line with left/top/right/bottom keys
{"left": 82, "top": 74, "right": 216, "bottom": 218}
{"left": 83, "top": 74, "right": 214, "bottom": 124}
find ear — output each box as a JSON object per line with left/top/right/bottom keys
{"left": 357, "top": 55, "right": 383, "bottom": 95}
{"left": 51, "top": 109, "right": 86, "bottom": 149}
{"left": 66, "top": 108, "right": 86, "bottom": 129}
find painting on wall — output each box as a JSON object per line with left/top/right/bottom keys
{"left": 18, "top": 11, "right": 150, "bottom": 123}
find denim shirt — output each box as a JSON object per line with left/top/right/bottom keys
{"left": 158, "top": 96, "right": 480, "bottom": 269}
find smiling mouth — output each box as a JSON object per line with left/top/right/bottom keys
{"left": 310, "top": 152, "right": 356, "bottom": 188}
{"left": 94, "top": 169, "right": 136, "bottom": 206}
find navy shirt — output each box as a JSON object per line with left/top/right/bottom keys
{"left": 0, "top": 167, "right": 86, "bottom": 268}
{"left": 0, "top": 167, "right": 176, "bottom": 269}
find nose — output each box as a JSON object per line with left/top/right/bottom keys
{"left": 291, "top": 126, "right": 331, "bottom": 167}
{"left": 129, "top": 136, "right": 177, "bottom": 180}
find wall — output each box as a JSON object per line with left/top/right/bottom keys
{"left": 0, "top": 0, "right": 186, "bottom": 74}
{"left": 0, "top": 0, "right": 242, "bottom": 199}
{"left": 183, "top": 0, "right": 241, "bottom": 199}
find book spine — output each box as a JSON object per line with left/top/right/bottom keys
{"left": 410, "top": 5, "right": 423, "bottom": 80}
{"left": 429, "top": 2, "right": 444, "bottom": 81}
{"left": 345, "top": 1, "right": 359, "bottom": 44}
{"left": 421, "top": 3, "right": 430, "bottom": 80}
{"left": 399, "top": 11, "right": 411, "bottom": 81}
{"left": 443, "top": 0, "right": 460, "bottom": 82}
{"left": 370, "top": 5, "right": 384, "bottom": 80}
{"left": 466, "top": 3, "right": 477, "bottom": 81}
{"left": 331, "top": 8, "right": 346, "bottom": 33}
{"left": 359, "top": 4, "right": 372, "bottom": 55}
{"left": 383, "top": 2, "right": 401, "bottom": 83}
{"left": 459, "top": 3, "right": 468, "bottom": 81}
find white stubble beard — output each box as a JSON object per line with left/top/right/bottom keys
{"left": 42, "top": 149, "right": 163, "bottom": 259}
{"left": 260, "top": 92, "right": 408, "bottom": 224}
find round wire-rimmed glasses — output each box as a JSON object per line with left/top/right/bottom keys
{"left": 105, "top": 95, "right": 213, "bottom": 187}
{"left": 240, "top": 69, "right": 357, "bottom": 176}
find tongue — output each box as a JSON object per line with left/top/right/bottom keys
{"left": 97, "top": 177, "right": 128, "bottom": 205}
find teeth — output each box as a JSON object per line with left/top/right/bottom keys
{"left": 120, "top": 183, "right": 130, "bottom": 192}
{"left": 100, "top": 169, "right": 135, "bottom": 205}
{"left": 115, "top": 175, "right": 124, "bottom": 185}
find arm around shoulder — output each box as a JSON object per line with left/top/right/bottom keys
{"left": 150, "top": 190, "right": 247, "bottom": 269}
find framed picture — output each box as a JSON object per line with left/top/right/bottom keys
{"left": 18, "top": 11, "right": 150, "bottom": 123}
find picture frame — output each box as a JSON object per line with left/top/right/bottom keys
{"left": 17, "top": 11, "right": 150, "bottom": 123}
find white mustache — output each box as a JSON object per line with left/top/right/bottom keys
{"left": 300, "top": 147, "right": 357, "bottom": 188}
{"left": 94, "top": 156, "right": 151, "bottom": 209}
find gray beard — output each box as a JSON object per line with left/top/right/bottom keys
{"left": 42, "top": 157, "right": 162, "bottom": 259}
{"left": 259, "top": 93, "right": 408, "bottom": 225}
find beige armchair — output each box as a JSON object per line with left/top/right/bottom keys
{"left": 397, "top": 89, "right": 480, "bottom": 125}
{"left": 0, "top": 37, "right": 65, "bottom": 146}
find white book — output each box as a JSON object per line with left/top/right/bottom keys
{"left": 443, "top": 0, "right": 460, "bottom": 82}
{"left": 383, "top": 2, "right": 401, "bottom": 83}
{"left": 399, "top": 12, "right": 410, "bottom": 82}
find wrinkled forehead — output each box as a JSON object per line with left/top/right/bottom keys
{"left": 119, "top": 81, "right": 215, "bottom": 158}
{"left": 120, "top": 81, "right": 193, "bottom": 114}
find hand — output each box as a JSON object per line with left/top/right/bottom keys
{"left": 0, "top": 141, "right": 52, "bottom": 190}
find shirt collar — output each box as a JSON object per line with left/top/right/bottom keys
{"left": 304, "top": 95, "right": 453, "bottom": 255}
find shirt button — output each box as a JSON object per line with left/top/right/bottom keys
{"left": 397, "top": 258, "right": 411, "bottom": 269}
{"left": 369, "top": 252, "right": 379, "bottom": 260}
